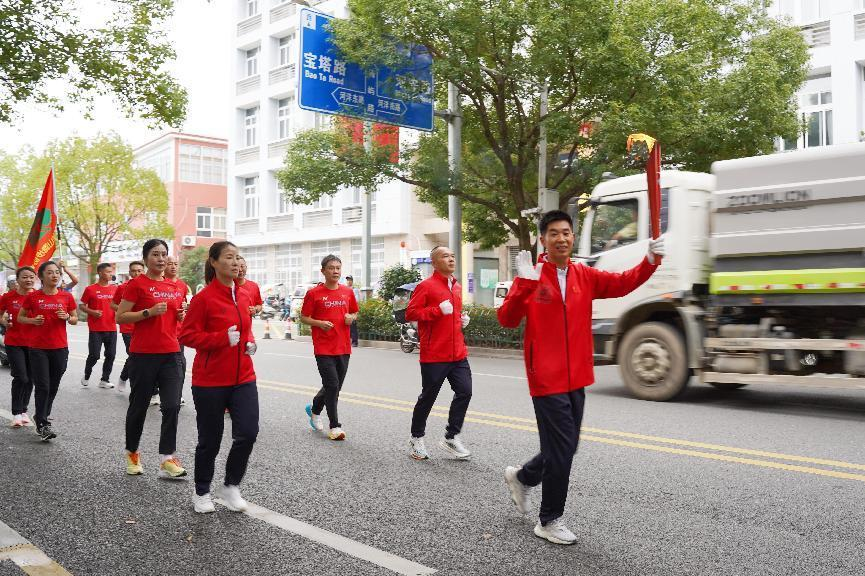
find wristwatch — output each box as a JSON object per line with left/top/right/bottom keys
{"left": 142, "top": 309, "right": 150, "bottom": 318}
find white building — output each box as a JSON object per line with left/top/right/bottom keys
{"left": 771, "top": 0, "right": 865, "bottom": 150}
{"left": 227, "top": 0, "right": 464, "bottom": 297}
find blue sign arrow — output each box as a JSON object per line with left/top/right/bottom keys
{"left": 298, "top": 8, "right": 434, "bottom": 131}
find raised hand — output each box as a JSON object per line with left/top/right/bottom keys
{"left": 516, "top": 251, "right": 543, "bottom": 281}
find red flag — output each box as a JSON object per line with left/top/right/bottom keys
{"left": 627, "top": 133, "right": 662, "bottom": 263}
{"left": 17, "top": 169, "right": 59, "bottom": 269}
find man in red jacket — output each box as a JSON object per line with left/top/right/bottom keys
{"left": 405, "top": 246, "right": 473, "bottom": 461}
{"left": 498, "top": 210, "right": 665, "bottom": 545}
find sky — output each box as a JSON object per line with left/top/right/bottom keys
{"left": 0, "top": 0, "right": 232, "bottom": 155}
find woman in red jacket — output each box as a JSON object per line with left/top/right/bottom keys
{"left": 179, "top": 241, "right": 258, "bottom": 514}
{"left": 17, "top": 261, "right": 78, "bottom": 441}
{"left": 0, "top": 266, "right": 37, "bottom": 428}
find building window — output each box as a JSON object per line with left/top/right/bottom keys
{"left": 137, "top": 150, "right": 171, "bottom": 183}
{"left": 246, "top": 0, "right": 258, "bottom": 18}
{"left": 196, "top": 207, "right": 226, "bottom": 238}
{"left": 275, "top": 243, "right": 303, "bottom": 287}
{"left": 801, "top": 0, "right": 830, "bottom": 21}
{"left": 242, "top": 246, "right": 267, "bottom": 284}
{"left": 243, "top": 177, "right": 259, "bottom": 218}
{"left": 246, "top": 47, "right": 259, "bottom": 77}
{"left": 310, "top": 240, "right": 342, "bottom": 282}
{"left": 802, "top": 90, "right": 833, "bottom": 148}
{"left": 277, "top": 97, "right": 293, "bottom": 140}
{"left": 351, "top": 238, "right": 385, "bottom": 289}
{"left": 310, "top": 195, "right": 333, "bottom": 210}
{"left": 344, "top": 187, "right": 376, "bottom": 205}
{"left": 314, "top": 113, "right": 332, "bottom": 130}
{"left": 179, "top": 144, "right": 226, "bottom": 185}
{"left": 244, "top": 107, "right": 258, "bottom": 147}
{"left": 277, "top": 188, "right": 293, "bottom": 214}
{"left": 278, "top": 34, "right": 295, "bottom": 67}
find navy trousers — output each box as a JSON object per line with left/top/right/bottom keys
{"left": 411, "top": 358, "right": 473, "bottom": 439}
{"left": 517, "top": 388, "right": 586, "bottom": 525}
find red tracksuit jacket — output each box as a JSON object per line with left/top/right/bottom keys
{"left": 405, "top": 271, "right": 468, "bottom": 364}
{"left": 498, "top": 257, "right": 657, "bottom": 397}
{"left": 179, "top": 280, "right": 256, "bottom": 387}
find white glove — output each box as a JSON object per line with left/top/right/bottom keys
{"left": 439, "top": 300, "right": 453, "bottom": 315}
{"left": 227, "top": 325, "right": 240, "bottom": 347}
{"left": 648, "top": 235, "right": 666, "bottom": 265}
{"left": 516, "top": 250, "right": 543, "bottom": 281}
{"left": 461, "top": 313, "right": 470, "bottom": 328}
{"left": 245, "top": 342, "right": 257, "bottom": 356}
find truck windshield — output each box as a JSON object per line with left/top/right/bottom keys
{"left": 589, "top": 199, "right": 639, "bottom": 254}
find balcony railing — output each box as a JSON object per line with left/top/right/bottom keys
{"left": 855, "top": 13, "right": 865, "bottom": 41}
{"left": 267, "top": 214, "right": 295, "bottom": 232}
{"left": 235, "top": 146, "right": 260, "bottom": 164}
{"left": 237, "top": 13, "right": 262, "bottom": 36}
{"left": 235, "top": 219, "right": 259, "bottom": 236}
{"left": 268, "top": 139, "right": 291, "bottom": 158}
{"left": 269, "top": 63, "right": 296, "bottom": 85}
{"left": 236, "top": 75, "right": 260, "bottom": 95}
{"left": 341, "top": 205, "right": 377, "bottom": 224}
{"left": 303, "top": 209, "right": 332, "bottom": 228}
{"left": 270, "top": 2, "right": 297, "bottom": 23}
{"left": 801, "top": 21, "right": 830, "bottom": 48}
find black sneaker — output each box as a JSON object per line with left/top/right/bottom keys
{"left": 40, "top": 425, "right": 57, "bottom": 442}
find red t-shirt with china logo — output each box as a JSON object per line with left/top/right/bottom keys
{"left": 22, "top": 289, "right": 77, "bottom": 350}
{"left": 121, "top": 274, "right": 182, "bottom": 354}
{"left": 80, "top": 283, "right": 118, "bottom": 332}
{"left": 165, "top": 278, "right": 189, "bottom": 338}
{"left": 113, "top": 282, "right": 134, "bottom": 335}
{"left": 0, "top": 290, "right": 32, "bottom": 347}
{"left": 301, "top": 283, "right": 359, "bottom": 356}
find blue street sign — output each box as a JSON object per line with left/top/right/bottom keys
{"left": 297, "top": 8, "right": 434, "bottom": 132}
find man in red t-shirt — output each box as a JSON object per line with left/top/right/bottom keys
{"left": 237, "top": 256, "right": 263, "bottom": 317}
{"left": 165, "top": 255, "right": 190, "bottom": 405}
{"left": 79, "top": 263, "right": 118, "bottom": 388}
{"left": 300, "top": 254, "right": 358, "bottom": 441}
{"left": 112, "top": 261, "right": 145, "bottom": 391}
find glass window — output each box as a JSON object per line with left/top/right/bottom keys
{"left": 246, "top": 0, "right": 258, "bottom": 18}
{"left": 245, "top": 107, "right": 258, "bottom": 147}
{"left": 246, "top": 47, "right": 259, "bottom": 77}
{"left": 310, "top": 195, "right": 333, "bottom": 210}
{"left": 243, "top": 177, "right": 259, "bottom": 218}
{"left": 350, "top": 237, "right": 384, "bottom": 288}
{"left": 278, "top": 34, "right": 295, "bottom": 67}
{"left": 820, "top": 91, "right": 832, "bottom": 105}
{"left": 277, "top": 97, "right": 292, "bottom": 140}
{"left": 275, "top": 244, "right": 303, "bottom": 287}
{"left": 277, "top": 187, "right": 293, "bottom": 214}
{"left": 196, "top": 207, "right": 212, "bottom": 237}
{"left": 589, "top": 199, "right": 639, "bottom": 254}
{"left": 242, "top": 246, "right": 267, "bottom": 285}
{"left": 213, "top": 208, "right": 226, "bottom": 236}
{"left": 179, "top": 144, "right": 225, "bottom": 185}
{"left": 310, "top": 240, "right": 342, "bottom": 282}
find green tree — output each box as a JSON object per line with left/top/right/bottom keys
{"left": 0, "top": 0, "right": 186, "bottom": 126}
{"left": 0, "top": 134, "right": 174, "bottom": 281}
{"left": 180, "top": 246, "right": 208, "bottom": 293}
{"left": 277, "top": 0, "right": 809, "bottom": 250}
{"left": 377, "top": 263, "right": 421, "bottom": 301}
{"left": 0, "top": 150, "right": 47, "bottom": 270}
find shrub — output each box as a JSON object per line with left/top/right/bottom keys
{"left": 377, "top": 264, "right": 421, "bottom": 302}
{"left": 356, "top": 298, "right": 400, "bottom": 341}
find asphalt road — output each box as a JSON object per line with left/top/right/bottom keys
{"left": 1, "top": 323, "right": 864, "bottom": 576}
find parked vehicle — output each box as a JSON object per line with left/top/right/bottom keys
{"left": 580, "top": 142, "right": 865, "bottom": 401}
{"left": 290, "top": 283, "right": 320, "bottom": 320}
{"left": 494, "top": 281, "right": 512, "bottom": 308}
{"left": 392, "top": 283, "right": 419, "bottom": 354}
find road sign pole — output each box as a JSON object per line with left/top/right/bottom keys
{"left": 362, "top": 121, "right": 373, "bottom": 295}
{"left": 537, "top": 81, "right": 558, "bottom": 259}
{"left": 447, "top": 82, "right": 462, "bottom": 281}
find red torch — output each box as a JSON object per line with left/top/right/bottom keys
{"left": 626, "top": 133, "right": 662, "bottom": 262}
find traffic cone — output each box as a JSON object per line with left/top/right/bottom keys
{"left": 283, "top": 318, "right": 293, "bottom": 340}
{"left": 263, "top": 319, "right": 272, "bottom": 339}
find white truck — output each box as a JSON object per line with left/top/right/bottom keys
{"left": 579, "top": 142, "right": 865, "bottom": 400}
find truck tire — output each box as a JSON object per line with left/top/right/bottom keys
{"left": 618, "top": 322, "right": 690, "bottom": 401}
{"left": 708, "top": 382, "right": 748, "bottom": 390}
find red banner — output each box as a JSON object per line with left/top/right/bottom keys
{"left": 17, "top": 170, "right": 58, "bottom": 269}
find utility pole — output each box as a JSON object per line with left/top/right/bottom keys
{"left": 447, "top": 82, "right": 462, "bottom": 281}
{"left": 361, "top": 120, "right": 373, "bottom": 296}
{"left": 521, "top": 80, "right": 558, "bottom": 259}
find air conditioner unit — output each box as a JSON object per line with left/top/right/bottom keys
{"left": 181, "top": 236, "right": 196, "bottom": 247}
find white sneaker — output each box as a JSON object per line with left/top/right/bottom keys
{"left": 192, "top": 492, "right": 215, "bottom": 514}
{"left": 534, "top": 519, "right": 577, "bottom": 545}
{"left": 149, "top": 396, "right": 160, "bottom": 406}
{"left": 80, "top": 377, "right": 89, "bottom": 387}
{"left": 505, "top": 466, "right": 531, "bottom": 514}
{"left": 117, "top": 379, "right": 127, "bottom": 393}
{"left": 328, "top": 427, "right": 346, "bottom": 441}
{"left": 11, "top": 415, "right": 22, "bottom": 428}
{"left": 439, "top": 435, "right": 471, "bottom": 459}
{"left": 99, "top": 380, "right": 114, "bottom": 389}
{"left": 20, "top": 413, "right": 31, "bottom": 426}
{"left": 215, "top": 485, "right": 248, "bottom": 512}
{"left": 409, "top": 437, "right": 430, "bottom": 460}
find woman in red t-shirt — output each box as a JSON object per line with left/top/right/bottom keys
{"left": 116, "top": 239, "right": 187, "bottom": 479}
{"left": 0, "top": 266, "right": 37, "bottom": 428}
{"left": 179, "top": 241, "right": 258, "bottom": 514}
{"left": 17, "top": 261, "right": 78, "bottom": 441}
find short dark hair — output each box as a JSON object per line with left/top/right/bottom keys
{"left": 142, "top": 238, "right": 169, "bottom": 259}
{"left": 15, "top": 266, "right": 35, "bottom": 279}
{"left": 321, "top": 254, "right": 341, "bottom": 269}
{"left": 129, "top": 261, "right": 144, "bottom": 271}
{"left": 96, "top": 263, "right": 112, "bottom": 273}
{"left": 345, "top": 275, "right": 353, "bottom": 281}
{"left": 539, "top": 210, "right": 573, "bottom": 234}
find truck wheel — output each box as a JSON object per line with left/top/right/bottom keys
{"left": 708, "top": 382, "right": 748, "bottom": 390}
{"left": 618, "top": 322, "right": 689, "bottom": 401}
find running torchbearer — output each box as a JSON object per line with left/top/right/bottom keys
{"left": 498, "top": 210, "right": 665, "bottom": 545}
{"left": 79, "top": 263, "right": 118, "bottom": 389}
{"left": 301, "top": 254, "right": 358, "bottom": 441}
{"left": 406, "top": 246, "right": 473, "bottom": 461}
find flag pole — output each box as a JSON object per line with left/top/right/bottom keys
{"left": 51, "top": 161, "right": 66, "bottom": 278}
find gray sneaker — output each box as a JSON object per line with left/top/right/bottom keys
{"left": 409, "top": 437, "right": 430, "bottom": 460}
{"left": 504, "top": 466, "right": 531, "bottom": 514}
{"left": 39, "top": 424, "right": 57, "bottom": 442}
{"left": 439, "top": 435, "right": 471, "bottom": 460}
{"left": 534, "top": 519, "right": 577, "bottom": 545}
